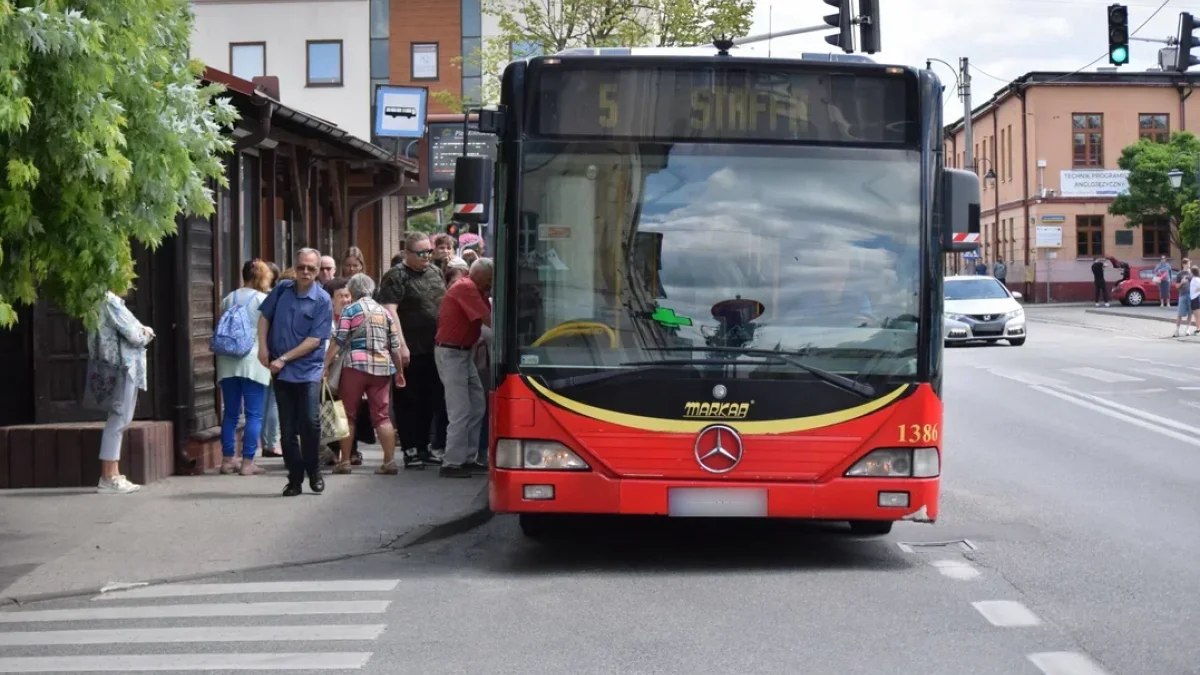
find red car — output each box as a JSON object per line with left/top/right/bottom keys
{"left": 1114, "top": 266, "right": 1180, "bottom": 306}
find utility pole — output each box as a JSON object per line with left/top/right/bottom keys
{"left": 960, "top": 57, "right": 973, "bottom": 175}
{"left": 959, "top": 56, "right": 974, "bottom": 275}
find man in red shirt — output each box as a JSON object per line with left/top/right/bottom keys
{"left": 434, "top": 258, "right": 493, "bottom": 478}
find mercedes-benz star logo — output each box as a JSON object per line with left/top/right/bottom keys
{"left": 693, "top": 424, "right": 744, "bottom": 474}
{"left": 712, "top": 384, "right": 727, "bottom": 400}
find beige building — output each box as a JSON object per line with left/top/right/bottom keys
{"left": 945, "top": 70, "right": 1200, "bottom": 302}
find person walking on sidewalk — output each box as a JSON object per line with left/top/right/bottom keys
{"left": 258, "top": 248, "right": 334, "bottom": 497}
{"left": 435, "top": 258, "right": 494, "bottom": 478}
{"left": 325, "top": 274, "right": 407, "bottom": 475}
{"left": 88, "top": 289, "right": 155, "bottom": 494}
{"left": 993, "top": 257, "right": 1007, "bottom": 288}
{"left": 215, "top": 260, "right": 273, "bottom": 476}
{"left": 260, "top": 262, "right": 283, "bottom": 458}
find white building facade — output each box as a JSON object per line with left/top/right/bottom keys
{"left": 190, "top": 0, "right": 372, "bottom": 139}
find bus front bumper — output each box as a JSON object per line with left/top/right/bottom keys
{"left": 490, "top": 471, "right": 939, "bottom": 523}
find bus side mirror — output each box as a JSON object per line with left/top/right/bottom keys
{"left": 452, "top": 155, "right": 495, "bottom": 225}
{"left": 942, "top": 168, "right": 981, "bottom": 253}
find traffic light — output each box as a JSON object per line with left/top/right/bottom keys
{"left": 823, "top": 0, "right": 855, "bottom": 54}
{"left": 1107, "top": 4, "right": 1129, "bottom": 66}
{"left": 859, "top": 0, "right": 880, "bottom": 54}
{"left": 445, "top": 222, "right": 460, "bottom": 237}
{"left": 1175, "top": 12, "right": 1200, "bottom": 71}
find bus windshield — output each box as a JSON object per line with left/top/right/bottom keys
{"left": 512, "top": 142, "right": 922, "bottom": 384}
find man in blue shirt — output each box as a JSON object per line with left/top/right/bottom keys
{"left": 257, "top": 247, "right": 334, "bottom": 497}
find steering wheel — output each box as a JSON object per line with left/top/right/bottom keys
{"left": 531, "top": 320, "right": 619, "bottom": 348}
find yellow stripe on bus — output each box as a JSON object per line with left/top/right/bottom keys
{"left": 525, "top": 378, "right": 911, "bottom": 435}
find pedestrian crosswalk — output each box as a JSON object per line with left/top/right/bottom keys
{"left": 973, "top": 356, "right": 1200, "bottom": 393}
{"left": 0, "top": 578, "right": 399, "bottom": 672}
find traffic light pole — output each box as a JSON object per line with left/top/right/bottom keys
{"left": 732, "top": 25, "right": 828, "bottom": 46}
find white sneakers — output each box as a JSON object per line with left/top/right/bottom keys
{"left": 97, "top": 475, "right": 141, "bottom": 494}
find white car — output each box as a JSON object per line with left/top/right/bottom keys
{"left": 944, "top": 276, "right": 1026, "bottom": 346}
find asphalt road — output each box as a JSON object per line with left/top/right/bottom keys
{"left": 1, "top": 317, "right": 1197, "bottom": 675}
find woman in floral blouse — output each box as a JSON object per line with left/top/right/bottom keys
{"left": 323, "top": 273, "right": 405, "bottom": 474}
{"left": 88, "top": 290, "right": 155, "bottom": 494}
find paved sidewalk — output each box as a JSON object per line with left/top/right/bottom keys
{"left": 0, "top": 445, "right": 489, "bottom": 604}
{"left": 1022, "top": 304, "right": 1200, "bottom": 341}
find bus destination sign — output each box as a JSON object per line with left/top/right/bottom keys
{"left": 533, "top": 64, "right": 913, "bottom": 144}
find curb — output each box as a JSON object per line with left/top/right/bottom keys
{"left": 1086, "top": 308, "right": 1180, "bottom": 325}
{"left": 388, "top": 481, "right": 493, "bottom": 550}
{"left": 0, "top": 482, "right": 492, "bottom": 609}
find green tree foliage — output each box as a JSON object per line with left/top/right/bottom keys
{"left": 434, "top": 0, "right": 754, "bottom": 109}
{"left": 0, "top": 0, "right": 238, "bottom": 327}
{"left": 1109, "top": 131, "right": 1200, "bottom": 260}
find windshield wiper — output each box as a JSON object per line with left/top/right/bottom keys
{"left": 641, "top": 347, "right": 875, "bottom": 398}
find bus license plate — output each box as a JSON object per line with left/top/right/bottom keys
{"left": 668, "top": 488, "right": 768, "bottom": 518}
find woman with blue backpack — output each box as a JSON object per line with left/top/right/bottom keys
{"left": 213, "top": 260, "right": 274, "bottom": 475}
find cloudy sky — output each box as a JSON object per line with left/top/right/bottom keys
{"left": 742, "top": 0, "right": 1179, "bottom": 119}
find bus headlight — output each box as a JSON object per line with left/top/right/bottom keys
{"left": 495, "top": 439, "right": 590, "bottom": 470}
{"left": 845, "top": 448, "right": 940, "bottom": 478}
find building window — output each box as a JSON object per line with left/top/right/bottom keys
{"left": 411, "top": 42, "right": 438, "bottom": 80}
{"left": 1072, "top": 113, "right": 1103, "bottom": 167}
{"left": 369, "top": 0, "right": 389, "bottom": 39}
{"left": 370, "top": 38, "right": 389, "bottom": 80}
{"left": 462, "top": 76, "right": 482, "bottom": 106}
{"left": 1115, "top": 230, "right": 1134, "bottom": 246}
{"left": 461, "top": 37, "right": 482, "bottom": 77}
{"left": 998, "top": 128, "right": 1005, "bottom": 181}
{"left": 1143, "top": 218, "right": 1171, "bottom": 257}
{"left": 1006, "top": 124, "right": 1013, "bottom": 181}
{"left": 461, "top": 0, "right": 482, "bottom": 37}
{"left": 1139, "top": 113, "right": 1169, "bottom": 143}
{"left": 229, "top": 42, "right": 266, "bottom": 80}
{"left": 306, "top": 40, "right": 343, "bottom": 86}
{"left": 1076, "top": 215, "right": 1104, "bottom": 257}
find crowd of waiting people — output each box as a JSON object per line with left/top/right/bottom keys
{"left": 86, "top": 230, "right": 492, "bottom": 496}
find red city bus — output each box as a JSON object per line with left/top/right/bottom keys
{"left": 453, "top": 45, "right": 981, "bottom": 540}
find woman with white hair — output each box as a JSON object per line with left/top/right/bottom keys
{"left": 324, "top": 273, "right": 406, "bottom": 474}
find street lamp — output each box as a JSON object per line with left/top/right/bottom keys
{"left": 984, "top": 168, "right": 997, "bottom": 181}
{"left": 1168, "top": 168, "right": 1184, "bottom": 189}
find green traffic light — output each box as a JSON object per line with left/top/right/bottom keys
{"left": 1111, "top": 46, "right": 1129, "bottom": 64}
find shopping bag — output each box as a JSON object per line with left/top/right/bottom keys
{"left": 81, "top": 331, "right": 127, "bottom": 413}
{"left": 319, "top": 379, "right": 350, "bottom": 445}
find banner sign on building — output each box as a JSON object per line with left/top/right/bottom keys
{"left": 374, "top": 85, "right": 428, "bottom": 138}
{"left": 428, "top": 123, "right": 497, "bottom": 190}
{"left": 1059, "top": 169, "right": 1130, "bottom": 198}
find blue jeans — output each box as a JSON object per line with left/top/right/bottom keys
{"left": 274, "top": 379, "right": 322, "bottom": 484}
{"left": 220, "top": 377, "right": 268, "bottom": 459}
{"left": 261, "top": 384, "right": 279, "bottom": 450}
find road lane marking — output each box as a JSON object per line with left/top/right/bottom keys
{"left": 1060, "top": 367, "right": 1143, "bottom": 383}
{"left": 930, "top": 559, "right": 980, "bottom": 580}
{"left": 0, "top": 653, "right": 373, "bottom": 672}
{"left": 0, "top": 624, "right": 388, "bottom": 646}
{"left": 1136, "top": 368, "right": 1195, "bottom": 383}
{"left": 1119, "top": 356, "right": 1200, "bottom": 372}
{"left": 0, "top": 601, "right": 390, "bottom": 623}
{"left": 972, "top": 600, "right": 1041, "bottom": 627}
{"left": 1028, "top": 651, "right": 1112, "bottom": 675}
{"left": 1043, "top": 384, "right": 1200, "bottom": 436}
{"left": 94, "top": 580, "right": 400, "bottom": 600}
{"left": 1091, "top": 388, "right": 1168, "bottom": 395}
{"left": 974, "top": 367, "right": 1068, "bottom": 387}
{"left": 1030, "top": 385, "right": 1200, "bottom": 447}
